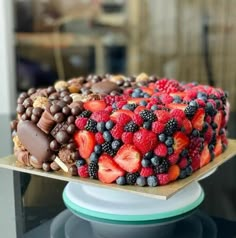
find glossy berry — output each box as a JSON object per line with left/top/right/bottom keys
{"left": 140, "top": 110, "right": 157, "bottom": 122}
{"left": 136, "top": 176, "right": 147, "bottom": 187}
{"left": 147, "top": 176, "right": 158, "bottom": 187}
{"left": 151, "top": 156, "right": 161, "bottom": 166}
{"left": 143, "top": 121, "right": 152, "bottom": 130}
{"left": 105, "top": 120, "right": 114, "bottom": 130}
{"left": 90, "top": 152, "right": 99, "bottom": 162}
{"left": 158, "top": 134, "right": 166, "bottom": 142}
{"left": 97, "top": 122, "right": 106, "bottom": 132}
{"left": 79, "top": 110, "right": 92, "bottom": 118}
{"left": 85, "top": 119, "right": 97, "bottom": 133}
{"left": 165, "top": 137, "right": 174, "bottom": 146}
{"left": 103, "top": 131, "right": 113, "bottom": 142}
{"left": 94, "top": 145, "right": 102, "bottom": 155}
{"left": 75, "top": 159, "right": 86, "bottom": 167}
{"left": 116, "top": 176, "right": 126, "bottom": 185}
{"left": 154, "top": 159, "right": 169, "bottom": 174}
{"left": 165, "top": 119, "right": 178, "bottom": 135}
{"left": 124, "top": 121, "right": 139, "bottom": 132}
{"left": 111, "top": 140, "right": 122, "bottom": 150}
{"left": 184, "top": 106, "right": 196, "bottom": 118}
{"left": 126, "top": 172, "right": 139, "bottom": 185}
{"left": 144, "top": 151, "right": 153, "bottom": 160}
{"left": 88, "top": 161, "right": 99, "bottom": 179}
{"left": 102, "top": 142, "right": 115, "bottom": 156}
{"left": 141, "top": 159, "right": 151, "bottom": 167}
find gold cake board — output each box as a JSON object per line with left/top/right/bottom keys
{"left": 0, "top": 139, "right": 235, "bottom": 200}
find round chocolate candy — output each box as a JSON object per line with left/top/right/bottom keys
{"left": 50, "top": 104, "right": 61, "bottom": 115}
{"left": 57, "top": 100, "right": 67, "bottom": 108}
{"left": 60, "top": 91, "right": 70, "bottom": 98}
{"left": 50, "top": 161, "right": 60, "bottom": 171}
{"left": 67, "top": 116, "right": 75, "bottom": 124}
{"left": 42, "top": 162, "right": 51, "bottom": 172}
{"left": 31, "top": 114, "right": 39, "bottom": 123}
{"left": 21, "top": 113, "right": 28, "bottom": 121}
{"left": 47, "top": 86, "right": 56, "bottom": 94}
{"left": 27, "top": 88, "right": 36, "bottom": 96}
{"left": 55, "top": 131, "right": 70, "bottom": 144}
{"left": 17, "top": 97, "right": 24, "bottom": 104}
{"left": 10, "top": 120, "right": 18, "bottom": 130}
{"left": 54, "top": 112, "right": 65, "bottom": 123}
{"left": 67, "top": 142, "right": 76, "bottom": 150}
{"left": 49, "top": 93, "right": 59, "bottom": 100}
{"left": 19, "top": 92, "right": 28, "bottom": 99}
{"left": 71, "top": 151, "right": 80, "bottom": 160}
{"left": 69, "top": 165, "right": 78, "bottom": 176}
{"left": 32, "top": 107, "right": 43, "bottom": 117}
{"left": 67, "top": 124, "right": 76, "bottom": 134}
{"left": 62, "top": 106, "right": 71, "bottom": 115}
{"left": 71, "top": 107, "right": 81, "bottom": 116}
{"left": 63, "top": 95, "right": 73, "bottom": 104}
{"left": 26, "top": 107, "right": 33, "bottom": 117}
{"left": 16, "top": 104, "right": 26, "bottom": 114}
{"left": 23, "top": 98, "right": 33, "bottom": 108}
{"left": 29, "top": 156, "right": 43, "bottom": 169}
{"left": 50, "top": 140, "right": 60, "bottom": 151}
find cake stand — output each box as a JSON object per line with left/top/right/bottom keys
{"left": 63, "top": 179, "right": 205, "bottom": 238}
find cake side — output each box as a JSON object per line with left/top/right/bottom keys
{"left": 11, "top": 74, "right": 229, "bottom": 187}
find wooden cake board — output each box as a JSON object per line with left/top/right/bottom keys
{"left": 0, "top": 139, "right": 235, "bottom": 200}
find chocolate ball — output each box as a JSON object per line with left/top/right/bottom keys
{"left": 54, "top": 112, "right": 65, "bottom": 123}
{"left": 69, "top": 165, "right": 78, "bottom": 176}
{"left": 31, "top": 114, "right": 39, "bottom": 123}
{"left": 47, "top": 86, "right": 56, "bottom": 94}
{"left": 19, "top": 92, "right": 28, "bottom": 99}
{"left": 67, "top": 116, "right": 75, "bottom": 124}
{"left": 71, "top": 151, "right": 80, "bottom": 160}
{"left": 27, "top": 88, "right": 36, "bottom": 96}
{"left": 63, "top": 95, "right": 73, "bottom": 104}
{"left": 55, "top": 131, "right": 70, "bottom": 144}
{"left": 26, "top": 107, "right": 33, "bottom": 117}
{"left": 71, "top": 107, "right": 81, "bottom": 116}
{"left": 42, "top": 162, "right": 51, "bottom": 172}
{"left": 10, "top": 120, "right": 18, "bottom": 130}
{"left": 16, "top": 104, "right": 26, "bottom": 114}
{"left": 67, "top": 143, "right": 76, "bottom": 150}
{"left": 17, "top": 97, "right": 24, "bottom": 104}
{"left": 50, "top": 140, "right": 60, "bottom": 151}
{"left": 50, "top": 161, "right": 60, "bottom": 171}
{"left": 67, "top": 124, "right": 76, "bottom": 134}
{"left": 21, "top": 113, "right": 28, "bottom": 121}
{"left": 32, "top": 107, "right": 43, "bottom": 117}
{"left": 29, "top": 156, "right": 43, "bottom": 169}
{"left": 23, "top": 98, "right": 33, "bottom": 108}
{"left": 60, "top": 91, "right": 69, "bottom": 98}
{"left": 49, "top": 93, "right": 59, "bottom": 100}
{"left": 57, "top": 101, "right": 67, "bottom": 108}
{"left": 50, "top": 104, "right": 61, "bottom": 115}
{"left": 62, "top": 106, "right": 71, "bottom": 115}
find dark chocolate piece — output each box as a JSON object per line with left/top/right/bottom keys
{"left": 91, "top": 81, "right": 118, "bottom": 94}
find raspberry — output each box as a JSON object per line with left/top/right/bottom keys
{"left": 170, "top": 109, "right": 186, "bottom": 119}
{"left": 121, "top": 132, "right": 134, "bottom": 144}
{"left": 205, "top": 115, "right": 212, "bottom": 124}
{"left": 116, "top": 101, "right": 127, "bottom": 109}
{"left": 186, "top": 90, "right": 197, "bottom": 100}
{"left": 157, "top": 174, "right": 170, "bottom": 185}
{"left": 178, "top": 157, "right": 188, "bottom": 169}
{"left": 104, "top": 95, "right": 127, "bottom": 105}
{"left": 154, "top": 143, "right": 168, "bottom": 157}
{"left": 152, "top": 121, "right": 165, "bottom": 134}
{"left": 104, "top": 106, "right": 113, "bottom": 113}
{"left": 195, "top": 99, "right": 206, "bottom": 107}
{"left": 168, "top": 153, "right": 179, "bottom": 165}
{"left": 90, "top": 111, "right": 110, "bottom": 122}
{"left": 95, "top": 132, "right": 105, "bottom": 144}
{"left": 160, "top": 94, "right": 173, "bottom": 104}
{"left": 155, "top": 78, "right": 169, "bottom": 91}
{"left": 154, "top": 110, "right": 171, "bottom": 124}
{"left": 156, "top": 79, "right": 183, "bottom": 93}
{"left": 192, "top": 157, "right": 200, "bottom": 171}
{"left": 174, "top": 116, "right": 183, "bottom": 128}
{"left": 78, "top": 164, "right": 89, "bottom": 178}
{"left": 116, "top": 113, "right": 132, "bottom": 126}
{"left": 132, "top": 114, "right": 143, "bottom": 126}
{"left": 140, "top": 167, "right": 154, "bottom": 177}
{"left": 204, "top": 125, "right": 213, "bottom": 143}
{"left": 111, "top": 124, "right": 124, "bottom": 139}
{"left": 75, "top": 117, "right": 88, "bottom": 130}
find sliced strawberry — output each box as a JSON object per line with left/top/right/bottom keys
{"left": 74, "top": 130, "right": 95, "bottom": 161}
{"left": 173, "top": 131, "right": 190, "bottom": 155}
{"left": 83, "top": 100, "right": 106, "bottom": 112}
{"left": 214, "top": 137, "right": 222, "bottom": 156}
{"left": 134, "top": 106, "right": 146, "bottom": 114}
{"left": 114, "top": 144, "right": 141, "bottom": 173}
{"left": 127, "top": 98, "right": 150, "bottom": 104}
{"left": 200, "top": 143, "right": 211, "bottom": 167}
{"left": 140, "top": 87, "right": 154, "bottom": 95}
{"left": 110, "top": 109, "right": 134, "bottom": 122}
{"left": 191, "top": 108, "right": 205, "bottom": 131}
{"left": 182, "top": 118, "right": 192, "bottom": 135}
{"left": 167, "top": 103, "right": 188, "bottom": 111}
{"left": 98, "top": 154, "right": 125, "bottom": 184}
{"left": 169, "top": 92, "right": 186, "bottom": 98}
{"left": 214, "top": 111, "right": 223, "bottom": 135}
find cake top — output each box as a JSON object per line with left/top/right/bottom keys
{"left": 12, "top": 73, "right": 229, "bottom": 187}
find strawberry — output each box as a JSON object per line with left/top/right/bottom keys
{"left": 191, "top": 108, "right": 205, "bottom": 131}
{"left": 133, "top": 129, "right": 158, "bottom": 155}
{"left": 157, "top": 174, "right": 170, "bottom": 185}
{"left": 140, "top": 86, "right": 154, "bottom": 95}
{"left": 182, "top": 118, "right": 192, "bottom": 135}
{"left": 173, "top": 131, "right": 190, "bottom": 155}
{"left": 152, "top": 121, "right": 165, "bottom": 134}
{"left": 200, "top": 143, "right": 211, "bottom": 167}
{"left": 154, "top": 110, "right": 171, "bottom": 124}
{"left": 98, "top": 154, "right": 125, "bottom": 183}
{"left": 77, "top": 164, "right": 89, "bottom": 178}
{"left": 204, "top": 125, "right": 213, "bottom": 143}
{"left": 75, "top": 117, "right": 88, "bottom": 130}
{"left": 167, "top": 103, "right": 188, "bottom": 111}
{"left": 121, "top": 132, "right": 134, "bottom": 144}
{"left": 114, "top": 144, "right": 141, "bottom": 173}
{"left": 83, "top": 100, "right": 106, "bottom": 112}
{"left": 214, "top": 111, "right": 223, "bottom": 135}
{"left": 140, "top": 167, "right": 154, "bottom": 177}
{"left": 90, "top": 111, "right": 110, "bottom": 122}
{"left": 110, "top": 110, "right": 133, "bottom": 124}
{"left": 134, "top": 105, "right": 146, "bottom": 114}
{"left": 214, "top": 137, "right": 222, "bottom": 156}
{"left": 169, "top": 92, "right": 186, "bottom": 98}
{"left": 74, "top": 130, "right": 95, "bottom": 160}
{"left": 154, "top": 143, "right": 168, "bottom": 157}
{"left": 168, "top": 165, "right": 180, "bottom": 181}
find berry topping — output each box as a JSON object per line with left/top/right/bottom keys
{"left": 126, "top": 172, "right": 139, "bottom": 185}
{"left": 95, "top": 132, "right": 105, "bottom": 144}
{"left": 77, "top": 164, "right": 89, "bottom": 178}
{"left": 154, "top": 159, "right": 169, "bottom": 174}
{"left": 157, "top": 174, "right": 170, "bottom": 185}
{"left": 75, "top": 117, "right": 88, "bottom": 130}
{"left": 154, "top": 143, "right": 168, "bottom": 157}
{"left": 140, "top": 110, "right": 157, "bottom": 122}
{"left": 173, "top": 132, "right": 190, "bottom": 155}
{"left": 140, "top": 167, "right": 154, "bottom": 177}
{"left": 136, "top": 176, "right": 147, "bottom": 187}
{"left": 90, "top": 111, "right": 110, "bottom": 122}
{"left": 124, "top": 121, "right": 139, "bottom": 132}
{"left": 165, "top": 118, "right": 178, "bottom": 135}
{"left": 121, "top": 132, "right": 134, "bottom": 144}
{"left": 83, "top": 100, "right": 106, "bottom": 112}
{"left": 85, "top": 119, "right": 97, "bottom": 133}
{"left": 110, "top": 110, "right": 134, "bottom": 124}
{"left": 88, "top": 161, "right": 98, "bottom": 179}
{"left": 147, "top": 175, "right": 158, "bottom": 187}
{"left": 152, "top": 121, "right": 165, "bottom": 134}
{"left": 191, "top": 108, "right": 205, "bottom": 131}
{"left": 111, "top": 124, "right": 124, "bottom": 139}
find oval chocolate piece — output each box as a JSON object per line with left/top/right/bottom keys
{"left": 91, "top": 81, "right": 118, "bottom": 94}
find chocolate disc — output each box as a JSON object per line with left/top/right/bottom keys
{"left": 91, "top": 81, "right": 118, "bottom": 94}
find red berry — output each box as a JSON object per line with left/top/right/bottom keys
{"left": 168, "top": 153, "right": 179, "bottom": 165}
{"left": 90, "top": 111, "right": 110, "bottom": 122}
{"left": 160, "top": 94, "right": 173, "bottom": 104}
{"left": 152, "top": 121, "right": 165, "bottom": 134}
{"left": 95, "top": 132, "right": 105, "bottom": 144}
{"left": 178, "top": 157, "right": 188, "bottom": 169}
{"left": 132, "top": 114, "right": 143, "bottom": 126}
{"left": 157, "top": 174, "right": 170, "bottom": 185}
{"left": 204, "top": 125, "right": 213, "bottom": 143}
{"left": 111, "top": 110, "right": 133, "bottom": 125}
{"left": 78, "top": 164, "right": 89, "bottom": 178}
{"left": 75, "top": 117, "right": 88, "bottom": 130}
{"left": 140, "top": 167, "right": 154, "bottom": 177}
{"left": 111, "top": 124, "right": 124, "bottom": 139}
{"left": 154, "top": 110, "right": 171, "bottom": 124}
{"left": 84, "top": 100, "right": 106, "bottom": 112}
{"left": 154, "top": 143, "right": 168, "bottom": 157}
{"left": 121, "top": 132, "right": 134, "bottom": 144}
{"left": 116, "top": 101, "right": 127, "bottom": 109}
{"left": 170, "top": 109, "right": 185, "bottom": 119}
{"left": 104, "top": 106, "right": 113, "bottom": 113}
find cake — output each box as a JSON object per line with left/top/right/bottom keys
{"left": 11, "top": 73, "right": 229, "bottom": 187}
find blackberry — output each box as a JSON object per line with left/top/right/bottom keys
{"left": 140, "top": 110, "right": 157, "bottom": 122}
{"left": 126, "top": 172, "right": 139, "bottom": 185}
{"left": 122, "top": 103, "right": 137, "bottom": 111}
{"left": 165, "top": 119, "right": 178, "bottom": 135}
{"left": 124, "top": 121, "right": 139, "bottom": 132}
{"left": 85, "top": 119, "right": 97, "bottom": 132}
{"left": 154, "top": 159, "right": 169, "bottom": 174}
{"left": 184, "top": 106, "right": 196, "bottom": 118}
{"left": 102, "top": 142, "right": 115, "bottom": 156}
{"left": 88, "top": 161, "right": 98, "bottom": 179}
{"left": 79, "top": 110, "right": 92, "bottom": 118}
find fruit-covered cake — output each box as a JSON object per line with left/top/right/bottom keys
{"left": 11, "top": 73, "right": 229, "bottom": 187}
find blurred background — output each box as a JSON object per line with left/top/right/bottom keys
{"left": 0, "top": 0, "right": 236, "bottom": 237}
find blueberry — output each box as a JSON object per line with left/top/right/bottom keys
{"left": 165, "top": 136, "right": 174, "bottom": 146}
{"left": 189, "top": 100, "right": 198, "bottom": 108}
{"left": 116, "top": 176, "right": 126, "bottom": 185}
{"left": 180, "top": 149, "right": 188, "bottom": 157}
{"left": 75, "top": 159, "right": 86, "bottom": 167}
{"left": 173, "top": 95, "right": 182, "bottom": 103}
{"left": 197, "top": 92, "right": 207, "bottom": 100}
{"left": 208, "top": 144, "right": 214, "bottom": 152}
{"left": 167, "top": 147, "right": 174, "bottom": 155}
{"left": 139, "top": 100, "right": 147, "bottom": 106}
{"left": 141, "top": 159, "right": 151, "bottom": 167}
{"left": 143, "top": 121, "right": 152, "bottom": 130}
{"left": 144, "top": 151, "right": 153, "bottom": 160}
{"left": 105, "top": 120, "right": 114, "bottom": 130}
{"left": 151, "top": 156, "right": 161, "bottom": 166}
{"left": 144, "top": 93, "right": 150, "bottom": 98}
{"left": 112, "top": 103, "right": 117, "bottom": 109}
{"left": 179, "top": 169, "right": 187, "bottom": 179}
{"left": 132, "top": 92, "right": 140, "bottom": 98}
{"left": 158, "top": 133, "right": 166, "bottom": 142}
{"left": 90, "top": 152, "right": 99, "bottom": 162}
{"left": 134, "top": 88, "right": 142, "bottom": 94}
{"left": 185, "top": 166, "right": 193, "bottom": 176}
{"left": 97, "top": 122, "right": 105, "bottom": 132}
{"left": 136, "top": 176, "right": 147, "bottom": 187}
{"left": 211, "top": 122, "right": 218, "bottom": 129}
{"left": 112, "top": 140, "right": 122, "bottom": 150}
{"left": 94, "top": 145, "right": 102, "bottom": 155}
{"left": 103, "top": 131, "right": 112, "bottom": 142}
{"left": 192, "top": 129, "right": 200, "bottom": 137}
{"left": 151, "top": 105, "right": 158, "bottom": 111}
{"left": 147, "top": 176, "right": 158, "bottom": 187}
